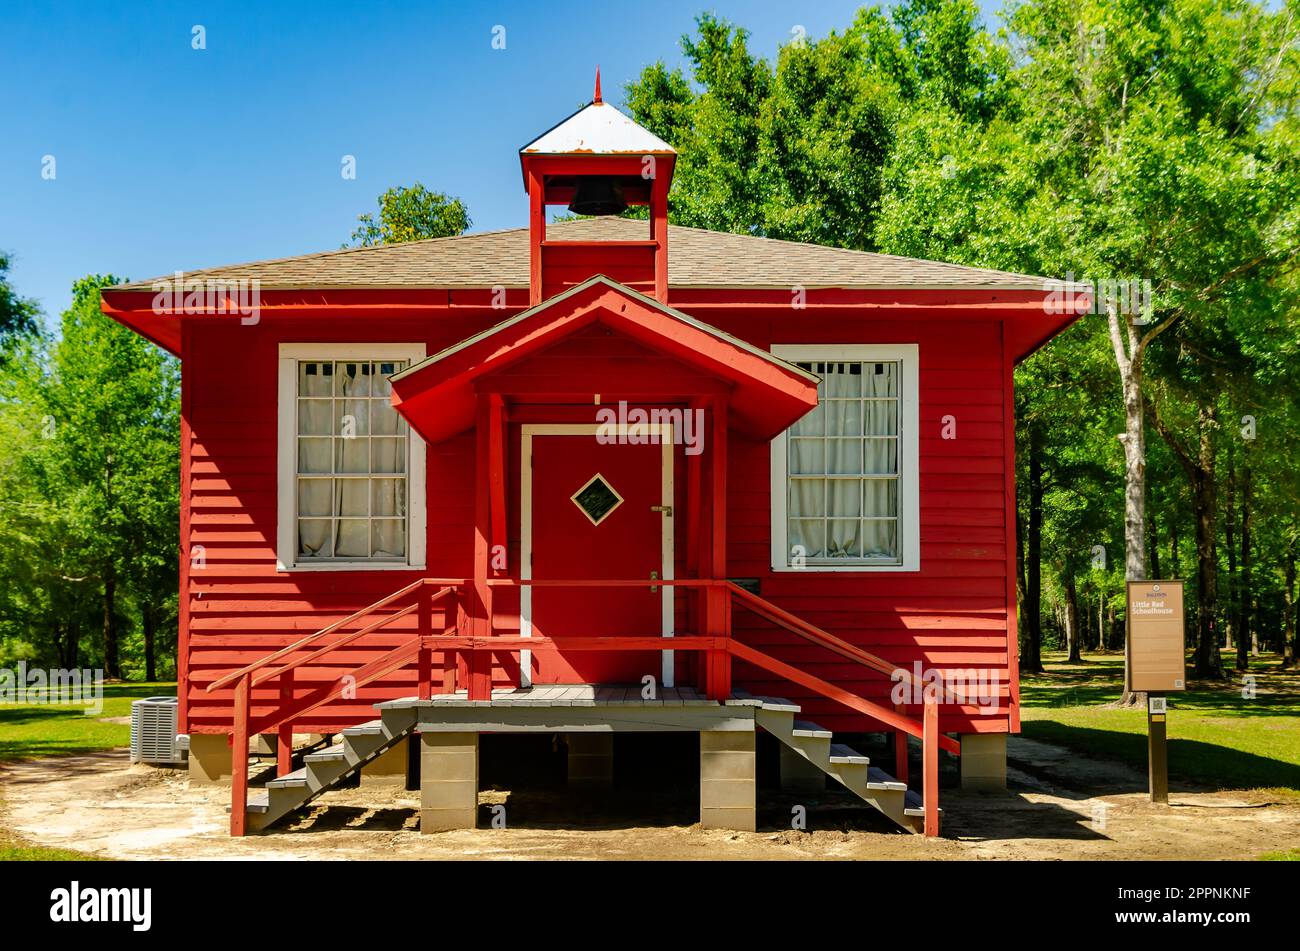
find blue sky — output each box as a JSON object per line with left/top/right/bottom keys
{"left": 2, "top": 1, "right": 999, "bottom": 326}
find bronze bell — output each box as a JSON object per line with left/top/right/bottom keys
{"left": 567, "top": 176, "right": 627, "bottom": 216}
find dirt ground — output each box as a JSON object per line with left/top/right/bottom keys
{"left": 3, "top": 736, "right": 1296, "bottom": 860}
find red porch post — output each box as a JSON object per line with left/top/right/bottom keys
{"left": 468, "top": 395, "right": 495, "bottom": 700}
{"left": 527, "top": 167, "right": 544, "bottom": 305}
{"left": 276, "top": 668, "right": 293, "bottom": 775}
{"left": 230, "top": 675, "right": 250, "bottom": 837}
{"left": 417, "top": 584, "right": 433, "bottom": 701}
{"left": 894, "top": 701, "right": 910, "bottom": 785}
{"left": 923, "top": 694, "right": 940, "bottom": 837}
{"left": 651, "top": 164, "right": 669, "bottom": 302}
{"left": 705, "top": 397, "right": 731, "bottom": 700}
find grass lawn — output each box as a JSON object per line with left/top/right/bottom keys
{"left": 0, "top": 682, "right": 176, "bottom": 860}
{"left": 1020, "top": 650, "right": 1300, "bottom": 799}
{"left": 0, "top": 682, "right": 174, "bottom": 762}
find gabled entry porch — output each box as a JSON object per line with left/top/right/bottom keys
{"left": 387, "top": 274, "right": 822, "bottom": 700}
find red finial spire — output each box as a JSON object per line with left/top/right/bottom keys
{"left": 593, "top": 66, "right": 602, "bottom": 104}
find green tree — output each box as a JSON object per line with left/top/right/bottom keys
{"left": 22, "top": 277, "right": 180, "bottom": 677}
{"left": 349, "top": 184, "right": 471, "bottom": 247}
{"left": 0, "top": 252, "right": 39, "bottom": 351}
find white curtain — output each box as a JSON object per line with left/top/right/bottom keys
{"left": 295, "top": 359, "right": 409, "bottom": 562}
{"left": 787, "top": 360, "right": 900, "bottom": 562}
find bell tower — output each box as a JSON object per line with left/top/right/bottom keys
{"left": 519, "top": 69, "right": 677, "bottom": 304}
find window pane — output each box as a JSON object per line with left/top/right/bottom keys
{"left": 825, "top": 399, "right": 862, "bottom": 436}
{"left": 370, "top": 399, "right": 404, "bottom": 435}
{"left": 863, "top": 479, "right": 898, "bottom": 518}
{"left": 788, "top": 479, "right": 825, "bottom": 517}
{"left": 335, "top": 361, "right": 371, "bottom": 397}
{"left": 827, "top": 479, "right": 861, "bottom": 517}
{"left": 335, "top": 519, "right": 369, "bottom": 558}
{"left": 371, "top": 437, "right": 406, "bottom": 474}
{"left": 789, "top": 438, "right": 824, "bottom": 475}
{"left": 823, "top": 362, "right": 862, "bottom": 397}
{"left": 339, "top": 478, "right": 369, "bottom": 517}
{"left": 862, "top": 400, "right": 898, "bottom": 436}
{"left": 336, "top": 399, "right": 369, "bottom": 437}
{"left": 827, "top": 520, "right": 862, "bottom": 559}
{"left": 371, "top": 478, "right": 406, "bottom": 518}
{"left": 372, "top": 520, "right": 405, "bottom": 559}
{"left": 299, "top": 519, "right": 333, "bottom": 558}
{"left": 826, "top": 439, "right": 862, "bottom": 474}
{"left": 863, "top": 438, "right": 898, "bottom": 475}
{"left": 863, "top": 520, "right": 898, "bottom": 559}
{"left": 336, "top": 437, "right": 369, "bottom": 474}
{"left": 298, "top": 362, "right": 332, "bottom": 397}
{"left": 298, "top": 437, "right": 332, "bottom": 474}
{"left": 789, "top": 519, "right": 825, "bottom": 560}
{"left": 298, "top": 478, "right": 334, "bottom": 517}
{"left": 298, "top": 399, "right": 333, "bottom": 435}
{"left": 865, "top": 362, "right": 897, "bottom": 397}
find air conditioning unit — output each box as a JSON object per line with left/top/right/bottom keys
{"left": 130, "top": 696, "right": 187, "bottom": 766}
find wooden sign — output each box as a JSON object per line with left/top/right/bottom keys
{"left": 1127, "top": 580, "right": 1186, "bottom": 692}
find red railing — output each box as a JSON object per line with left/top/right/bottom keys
{"left": 207, "top": 577, "right": 955, "bottom": 837}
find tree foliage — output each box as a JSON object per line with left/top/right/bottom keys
{"left": 0, "top": 276, "right": 179, "bottom": 677}
{"left": 349, "top": 184, "right": 471, "bottom": 247}
{"left": 627, "top": 0, "right": 1300, "bottom": 675}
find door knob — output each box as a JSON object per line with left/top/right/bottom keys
{"left": 650, "top": 570, "right": 659, "bottom": 594}
{"left": 651, "top": 505, "right": 673, "bottom": 516}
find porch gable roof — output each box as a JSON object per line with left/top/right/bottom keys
{"left": 389, "top": 275, "right": 819, "bottom": 443}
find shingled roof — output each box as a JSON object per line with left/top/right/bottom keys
{"left": 114, "top": 216, "right": 1053, "bottom": 292}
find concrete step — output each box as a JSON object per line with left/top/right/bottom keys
{"left": 304, "top": 743, "right": 346, "bottom": 764}
{"left": 829, "top": 743, "right": 869, "bottom": 766}
{"left": 266, "top": 767, "right": 308, "bottom": 790}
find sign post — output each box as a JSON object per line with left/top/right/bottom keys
{"left": 1126, "top": 580, "right": 1185, "bottom": 804}
{"left": 1147, "top": 695, "right": 1168, "bottom": 804}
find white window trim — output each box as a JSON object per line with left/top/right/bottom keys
{"left": 276, "top": 343, "right": 427, "bottom": 572}
{"left": 770, "top": 344, "right": 920, "bottom": 573}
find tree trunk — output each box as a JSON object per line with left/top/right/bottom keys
{"left": 1097, "top": 594, "right": 1105, "bottom": 652}
{"left": 143, "top": 603, "right": 157, "bottom": 682}
{"left": 1105, "top": 301, "right": 1148, "bottom": 702}
{"left": 1169, "top": 518, "right": 1180, "bottom": 579}
{"left": 103, "top": 569, "right": 119, "bottom": 679}
{"left": 1064, "top": 575, "right": 1082, "bottom": 663}
{"left": 1282, "top": 542, "right": 1297, "bottom": 669}
{"left": 1225, "top": 444, "right": 1237, "bottom": 651}
{"left": 1147, "top": 509, "right": 1161, "bottom": 580}
{"left": 1021, "top": 426, "right": 1045, "bottom": 673}
{"left": 1191, "top": 407, "right": 1223, "bottom": 679}
{"left": 1237, "top": 461, "right": 1252, "bottom": 671}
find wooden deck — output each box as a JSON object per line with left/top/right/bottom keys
{"left": 379, "top": 683, "right": 761, "bottom": 732}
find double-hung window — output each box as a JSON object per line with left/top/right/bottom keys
{"left": 770, "top": 345, "right": 919, "bottom": 571}
{"left": 277, "top": 344, "right": 426, "bottom": 570}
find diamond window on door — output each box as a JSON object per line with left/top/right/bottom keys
{"left": 571, "top": 473, "right": 624, "bottom": 526}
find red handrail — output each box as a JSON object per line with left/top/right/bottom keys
{"left": 222, "top": 574, "right": 957, "bottom": 836}
{"left": 208, "top": 576, "right": 434, "bottom": 693}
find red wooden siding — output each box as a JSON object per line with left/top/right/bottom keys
{"left": 181, "top": 306, "right": 1015, "bottom": 737}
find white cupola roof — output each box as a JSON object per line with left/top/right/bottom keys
{"left": 520, "top": 68, "right": 676, "bottom": 156}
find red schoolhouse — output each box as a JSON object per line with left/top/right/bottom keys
{"left": 102, "top": 79, "right": 1075, "bottom": 837}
